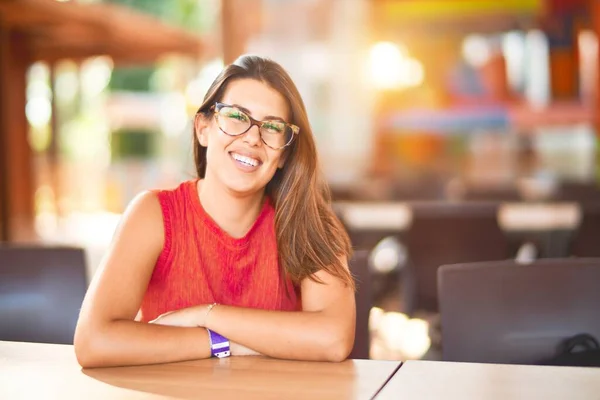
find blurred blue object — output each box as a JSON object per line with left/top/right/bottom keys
{"left": 384, "top": 107, "right": 509, "bottom": 132}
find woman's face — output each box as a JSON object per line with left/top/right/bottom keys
{"left": 196, "top": 78, "right": 291, "bottom": 196}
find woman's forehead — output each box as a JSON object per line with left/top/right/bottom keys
{"left": 221, "top": 79, "right": 289, "bottom": 121}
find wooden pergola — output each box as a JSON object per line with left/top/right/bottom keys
{"left": 0, "top": 0, "right": 205, "bottom": 241}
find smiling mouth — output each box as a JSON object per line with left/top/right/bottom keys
{"left": 229, "top": 152, "right": 262, "bottom": 168}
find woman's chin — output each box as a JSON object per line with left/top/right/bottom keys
{"left": 222, "top": 175, "right": 265, "bottom": 197}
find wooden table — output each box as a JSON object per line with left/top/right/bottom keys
{"left": 377, "top": 360, "right": 600, "bottom": 399}
{"left": 335, "top": 201, "right": 582, "bottom": 258}
{"left": 335, "top": 201, "right": 582, "bottom": 232}
{"left": 334, "top": 202, "right": 412, "bottom": 231}
{"left": 0, "top": 341, "right": 400, "bottom": 400}
{"left": 497, "top": 203, "right": 581, "bottom": 231}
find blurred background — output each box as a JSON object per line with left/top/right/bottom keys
{"left": 1, "top": 0, "right": 600, "bottom": 363}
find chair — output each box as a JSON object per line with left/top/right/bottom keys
{"left": 338, "top": 202, "right": 408, "bottom": 329}
{"left": 403, "top": 202, "right": 509, "bottom": 314}
{"left": 462, "top": 185, "right": 521, "bottom": 202}
{"left": 438, "top": 258, "right": 600, "bottom": 364}
{"left": 335, "top": 202, "right": 411, "bottom": 251}
{"left": 0, "top": 245, "right": 87, "bottom": 344}
{"left": 348, "top": 249, "right": 372, "bottom": 359}
{"left": 570, "top": 204, "right": 600, "bottom": 257}
{"left": 555, "top": 181, "right": 600, "bottom": 204}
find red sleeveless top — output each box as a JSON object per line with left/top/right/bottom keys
{"left": 139, "top": 180, "right": 298, "bottom": 322}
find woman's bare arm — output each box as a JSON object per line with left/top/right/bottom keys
{"left": 204, "top": 267, "right": 356, "bottom": 362}
{"left": 76, "top": 191, "right": 355, "bottom": 366}
{"left": 153, "top": 264, "right": 356, "bottom": 362}
{"left": 74, "top": 192, "right": 211, "bottom": 368}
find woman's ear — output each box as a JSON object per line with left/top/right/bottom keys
{"left": 194, "top": 113, "right": 209, "bottom": 147}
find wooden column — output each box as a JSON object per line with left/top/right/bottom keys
{"left": 594, "top": 0, "right": 600, "bottom": 131}
{"left": 0, "top": 22, "right": 7, "bottom": 241}
{"left": 0, "top": 24, "right": 36, "bottom": 242}
{"left": 221, "top": 0, "right": 263, "bottom": 64}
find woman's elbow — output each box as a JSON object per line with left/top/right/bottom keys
{"left": 322, "top": 331, "right": 354, "bottom": 362}
{"left": 74, "top": 326, "right": 105, "bottom": 368}
{"left": 74, "top": 335, "right": 96, "bottom": 368}
{"left": 75, "top": 351, "right": 99, "bottom": 369}
{"left": 324, "top": 343, "right": 352, "bottom": 362}
{"left": 74, "top": 338, "right": 96, "bottom": 368}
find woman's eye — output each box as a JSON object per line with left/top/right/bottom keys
{"left": 224, "top": 109, "right": 248, "bottom": 122}
{"left": 264, "top": 122, "right": 284, "bottom": 133}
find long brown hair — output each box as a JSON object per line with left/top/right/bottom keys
{"left": 194, "top": 55, "right": 354, "bottom": 289}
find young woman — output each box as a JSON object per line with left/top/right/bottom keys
{"left": 74, "top": 55, "right": 355, "bottom": 368}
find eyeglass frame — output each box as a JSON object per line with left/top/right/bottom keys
{"left": 209, "top": 102, "right": 300, "bottom": 150}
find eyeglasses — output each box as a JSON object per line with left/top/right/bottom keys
{"left": 211, "top": 102, "right": 299, "bottom": 150}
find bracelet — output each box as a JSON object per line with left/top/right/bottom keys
{"left": 206, "top": 327, "right": 212, "bottom": 350}
{"left": 205, "top": 302, "right": 217, "bottom": 325}
{"left": 206, "top": 328, "right": 231, "bottom": 358}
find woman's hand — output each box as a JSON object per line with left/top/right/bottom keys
{"left": 230, "top": 342, "right": 262, "bottom": 356}
{"left": 150, "top": 305, "right": 263, "bottom": 357}
{"left": 149, "top": 305, "right": 209, "bottom": 327}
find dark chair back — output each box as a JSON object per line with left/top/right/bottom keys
{"left": 0, "top": 245, "right": 87, "bottom": 344}
{"left": 438, "top": 258, "right": 600, "bottom": 364}
{"left": 404, "top": 202, "right": 509, "bottom": 314}
{"left": 348, "top": 249, "right": 371, "bottom": 359}
{"left": 462, "top": 185, "right": 521, "bottom": 202}
{"left": 555, "top": 182, "right": 600, "bottom": 203}
{"left": 571, "top": 204, "right": 600, "bottom": 257}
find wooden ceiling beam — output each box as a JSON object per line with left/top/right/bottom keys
{"left": 0, "top": 0, "right": 204, "bottom": 64}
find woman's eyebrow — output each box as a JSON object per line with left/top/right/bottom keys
{"left": 263, "top": 115, "right": 285, "bottom": 122}
{"left": 231, "top": 103, "right": 285, "bottom": 122}
{"left": 231, "top": 103, "right": 252, "bottom": 114}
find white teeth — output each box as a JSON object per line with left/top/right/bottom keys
{"left": 232, "top": 153, "right": 259, "bottom": 167}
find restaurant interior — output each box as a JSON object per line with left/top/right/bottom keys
{"left": 1, "top": 0, "right": 600, "bottom": 398}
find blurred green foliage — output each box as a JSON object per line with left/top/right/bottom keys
{"left": 111, "top": 129, "right": 156, "bottom": 160}
{"left": 103, "top": 0, "right": 215, "bottom": 159}
{"left": 106, "top": 0, "right": 213, "bottom": 91}
{"left": 109, "top": 66, "right": 154, "bottom": 92}
{"left": 104, "top": 0, "right": 208, "bottom": 31}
